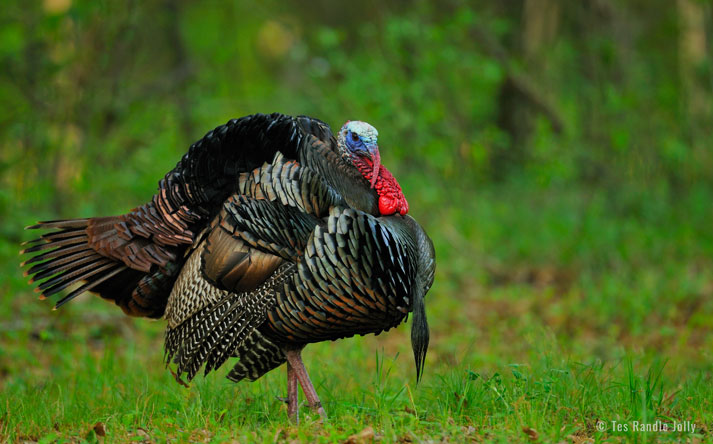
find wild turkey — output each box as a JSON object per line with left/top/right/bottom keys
{"left": 21, "top": 113, "right": 436, "bottom": 421}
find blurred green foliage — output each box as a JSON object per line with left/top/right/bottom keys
{"left": 2, "top": 0, "right": 712, "bottom": 290}
{"left": 1, "top": 0, "right": 713, "bottom": 441}
{"left": 2, "top": 0, "right": 710, "bottom": 218}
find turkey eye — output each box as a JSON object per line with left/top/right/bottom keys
{"left": 351, "top": 132, "right": 360, "bottom": 142}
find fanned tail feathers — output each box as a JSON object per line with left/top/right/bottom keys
{"left": 21, "top": 219, "right": 126, "bottom": 308}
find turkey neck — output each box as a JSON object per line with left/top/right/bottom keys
{"left": 301, "top": 137, "right": 380, "bottom": 216}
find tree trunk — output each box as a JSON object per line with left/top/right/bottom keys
{"left": 677, "top": 0, "right": 708, "bottom": 121}
{"left": 494, "top": 0, "right": 561, "bottom": 179}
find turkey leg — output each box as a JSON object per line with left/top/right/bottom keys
{"left": 286, "top": 361, "right": 299, "bottom": 421}
{"left": 284, "top": 348, "right": 327, "bottom": 419}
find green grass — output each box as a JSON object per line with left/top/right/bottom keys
{"left": 2, "top": 184, "right": 712, "bottom": 443}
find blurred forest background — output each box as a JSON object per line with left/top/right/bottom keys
{"left": 1, "top": 0, "right": 713, "bottom": 441}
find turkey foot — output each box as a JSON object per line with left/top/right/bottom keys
{"left": 284, "top": 348, "right": 327, "bottom": 422}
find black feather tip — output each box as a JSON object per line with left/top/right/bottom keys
{"left": 411, "top": 287, "right": 429, "bottom": 383}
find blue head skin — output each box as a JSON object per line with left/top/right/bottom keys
{"left": 337, "top": 121, "right": 381, "bottom": 188}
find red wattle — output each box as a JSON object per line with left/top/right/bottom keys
{"left": 379, "top": 196, "right": 397, "bottom": 215}
{"left": 373, "top": 165, "right": 408, "bottom": 216}
{"left": 352, "top": 156, "right": 409, "bottom": 216}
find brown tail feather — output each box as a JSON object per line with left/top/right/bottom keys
{"left": 25, "top": 219, "right": 90, "bottom": 230}
{"left": 37, "top": 259, "right": 116, "bottom": 294}
{"left": 29, "top": 253, "right": 99, "bottom": 282}
{"left": 21, "top": 229, "right": 87, "bottom": 245}
{"left": 25, "top": 249, "right": 96, "bottom": 276}
{"left": 21, "top": 235, "right": 89, "bottom": 255}
{"left": 54, "top": 265, "right": 125, "bottom": 309}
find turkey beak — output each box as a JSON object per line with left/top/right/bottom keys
{"left": 368, "top": 144, "right": 380, "bottom": 189}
